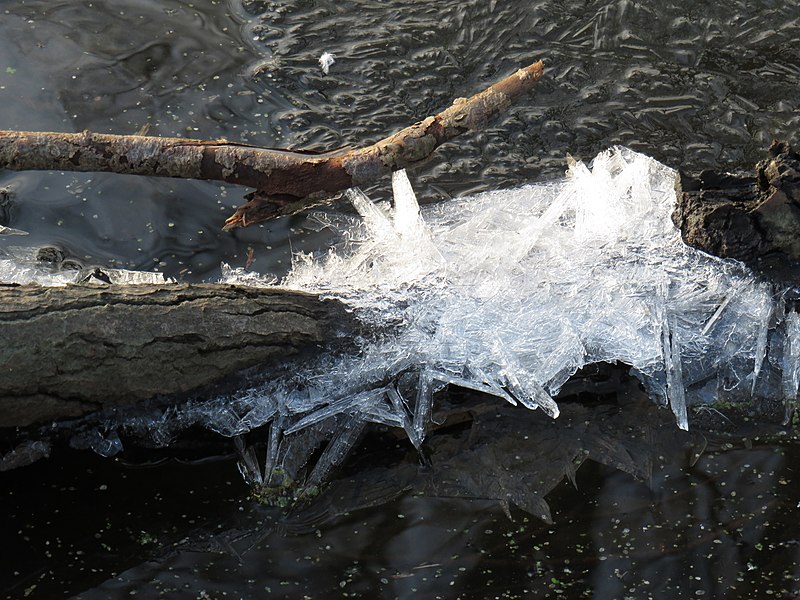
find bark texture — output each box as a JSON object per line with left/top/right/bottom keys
{"left": 0, "top": 60, "right": 545, "bottom": 229}
{"left": 673, "top": 140, "right": 800, "bottom": 282}
{"left": 0, "top": 283, "right": 353, "bottom": 428}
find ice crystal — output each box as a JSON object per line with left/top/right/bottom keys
{"left": 0, "top": 250, "right": 173, "bottom": 286}
{"left": 199, "top": 147, "right": 787, "bottom": 484}
{"left": 782, "top": 311, "right": 800, "bottom": 421}
{"left": 318, "top": 52, "right": 335, "bottom": 75}
{"left": 4, "top": 147, "right": 790, "bottom": 474}
{"left": 0, "top": 225, "right": 28, "bottom": 236}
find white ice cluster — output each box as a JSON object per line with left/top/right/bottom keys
{"left": 0, "top": 250, "right": 172, "bottom": 286}
{"left": 318, "top": 52, "right": 336, "bottom": 75}
{"left": 0, "top": 257, "right": 78, "bottom": 286}
{"left": 199, "top": 147, "right": 799, "bottom": 484}
{"left": 6, "top": 148, "right": 797, "bottom": 471}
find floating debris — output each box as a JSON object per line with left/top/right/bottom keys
{"left": 318, "top": 52, "right": 336, "bottom": 75}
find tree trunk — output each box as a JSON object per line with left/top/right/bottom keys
{"left": 0, "top": 283, "right": 353, "bottom": 428}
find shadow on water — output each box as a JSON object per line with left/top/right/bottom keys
{"left": 3, "top": 378, "right": 800, "bottom": 598}
{"left": 1, "top": 0, "right": 800, "bottom": 598}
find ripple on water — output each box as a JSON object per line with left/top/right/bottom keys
{"left": 1, "top": 2, "right": 800, "bottom": 598}
{"left": 1, "top": 0, "right": 798, "bottom": 280}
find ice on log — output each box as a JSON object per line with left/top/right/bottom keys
{"left": 3, "top": 148, "right": 794, "bottom": 479}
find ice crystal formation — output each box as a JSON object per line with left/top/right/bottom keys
{"left": 3, "top": 148, "right": 798, "bottom": 478}
{"left": 199, "top": 147, "right": 796, "bottom": 484}
{"left": 0, "top": 254, "right": 170, "bottom": 286}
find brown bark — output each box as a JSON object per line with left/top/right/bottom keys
{"left": 0, "top": 60, "right": 544, "bottom": 230}
{"left": 673, "top": 140, "right": 800, "bottom": 283}
{"left": 0, "top": 283, "right": 354, "bottom": 428}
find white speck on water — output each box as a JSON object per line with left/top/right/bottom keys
{"left": 319, "top": 52, "right": 336, "bottom": 75}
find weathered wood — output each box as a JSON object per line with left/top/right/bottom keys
{"left": 0, "top": 283, "right": 353, "bottom": 428}
{"left": 673, "top": 140, "right": 800, "bottom": 282}
{"left": 0, "top": 60, "right": 545, "bottom": 230}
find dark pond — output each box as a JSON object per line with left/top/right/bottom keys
{"left": 1, "top": 0, "right": 800, "bottom": 598}
{"left": 4, "top": 389, "right": 800, "bottom": 599}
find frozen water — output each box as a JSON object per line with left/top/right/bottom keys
{"left": 0, "top": 225, "right": 28, "bottom": 236}
{"left": 318, "top": 52, "right": 336, "bottom": 75}
{"left": 782, "top": 311, "right": 800, "bottom": 422}
{"left": 184, "top": 146, "right": 788, "bottom": 482}
{"left": 306, "top": 415, "right": 367, "bottom": 486}
{"left": 751, "top": 296, "right": 772, "bottom": 394}
{"left": 235, "top": 435, "right": 264, "bottom": 485}
{"left": 69, "top": 428, "right": 124, "bottom": 458}
{"left": 0, "top": 251, "right": 173, "bottom": 286}
{"left": 12, "top": 147, "right": 785, "bottom": 470}
{"left": 662, "top": 315, "right": 688, "bottom": 430}
{"left": 0, "top": 257, "right": 77, "bottom": 286}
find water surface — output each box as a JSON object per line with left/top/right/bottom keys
{"left": 1, "top": 0, "right": 797, "bottom": 279}
{"left": 1, "top": 1, "right": 799, "bottom": 598}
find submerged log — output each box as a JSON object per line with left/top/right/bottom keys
{"left": 0, "top": 60, "right": 544, "bottom": 230}
{"left": 673, "top": 140, "right": 800, "bottom": 282}
{"left": 0, "top": 283, "right": 353, "bottom": 428}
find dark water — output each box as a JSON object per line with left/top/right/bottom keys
{"left": 3, "top": 407, "right": 800, "bottom": 599}
{"left": 2, "top": 0, "right": 800, "bottom": 598}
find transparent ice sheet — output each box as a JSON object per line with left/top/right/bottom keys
{"left": 0, "top": 250, "right": 172, "bottom": 286}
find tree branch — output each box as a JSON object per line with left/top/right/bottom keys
{"left": 0, "top": 282, "right": 355, "bottom": 427}
{"left": 0, "top": 60, "right": 544, "bottom": 229}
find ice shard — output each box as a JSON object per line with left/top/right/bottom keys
{"left": 411, "top": 371, "right": 435, "bottom": 449}
{"left": 391, "top": 169, "right": 422, "bottom": 237}
{"left": 751, "top": 298, "right": 772, "bottom": 394}
{"left": 782, "top": 311, "right": 800, "bottom": 422}
{"left": 0, "top": 253, "right": 172, "bottom": 286}
{"left": 385, "top": 384, "right": 416, "bottom": 441}
{"left": 263, "top": 415, "right": 286, "bottom": 484}
{"left": 662, "top": 316, "right": 688, "bottom": 431}
{"left": 284, "top": 387, "right": 396, "bottom": 435}
{"left": 235, "top": 436, "right": 263, "bottom": 485}
{"left": 306, "top": 415, "right": 367, "bottom": 486}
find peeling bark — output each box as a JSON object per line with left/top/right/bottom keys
{"left": 0, "top": 283, "right": 355, "bottom": 427}
{"left": 0, "top": 60, "right": 544, "bottom": 230}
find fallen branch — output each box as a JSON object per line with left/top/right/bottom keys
{"left": 0, "top": 283, "right": 355, "bottom": 428}
{"left": 0, "top": 60, "right": 544, "bottom": 230}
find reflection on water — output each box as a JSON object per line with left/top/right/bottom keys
{"left": 0, "top": 0, "right": 313, "bottom": 279}
{"left": 1, "top": 0, "right": 271, "bottom": 136}
{"left": 3, "top": 387, "right": 800, "bottom": 599}
{"left": 1, "top": 0, "right": 800, "bottom": 597}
